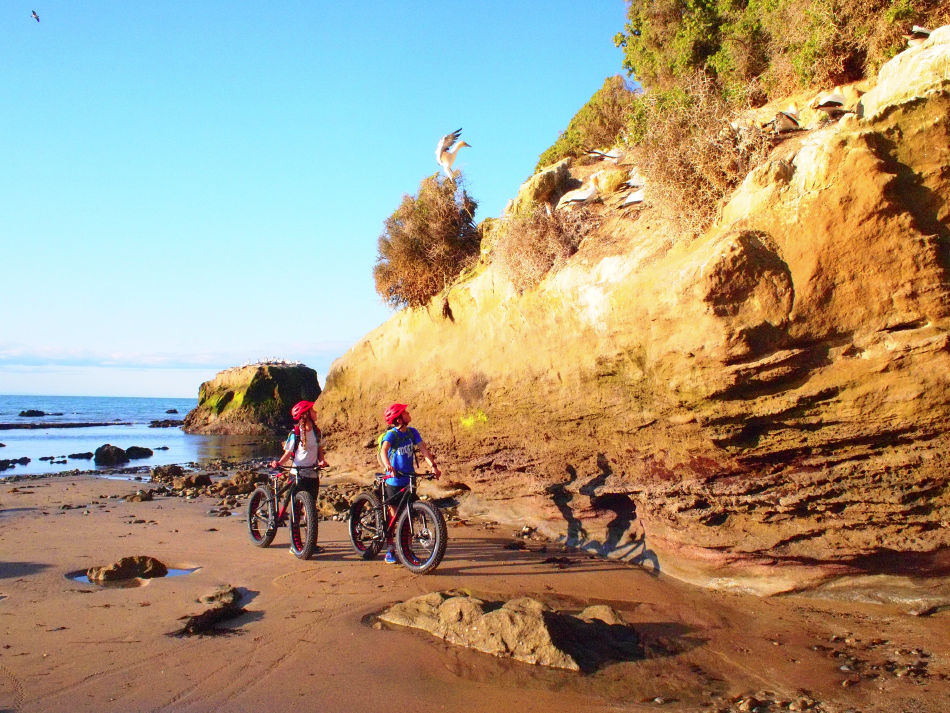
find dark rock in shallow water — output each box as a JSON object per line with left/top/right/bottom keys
{"left": 149, "top": 419, "right": 184, "bottom": 428}
{"left": 126, "top": 446, "right": 153, "bottom": 460}
{"left": 68, "top": 452, "right": 94, "bottom": 460}
{"left": 94, "top": 444, "right": 129, "bottom": 466}
{"left": 18, "top": 409, "right": 45, "bottom": 417}
{"left": 166, "top": 409, "right": 179, "bottom": 414}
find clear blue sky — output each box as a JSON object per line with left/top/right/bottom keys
{"left": 1, "top": 2, "right": 627, "bottom": 397}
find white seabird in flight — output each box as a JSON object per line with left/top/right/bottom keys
{"left": 436, "top": 129, "right": 471, "bottom": 179}
{"left": 32, "top": 10, "right": 40, "bottom": 21}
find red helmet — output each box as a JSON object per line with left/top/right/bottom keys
{"left": 291, "top": 400, "right": 314, "bottom": 421}
{"left": 384, "top": 403, "right": 408, "bottom": 425}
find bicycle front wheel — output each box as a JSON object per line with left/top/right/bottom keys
{"left": 289, "top": 490, "right": 318, "bottom": 560}
{"left": 395, "top": 501, "right": 447, "bottom": 574}
{"left": 247, "top": 486, "right": 277, "bottom": 547}
{"left": 348, "top": 492, "right": 384, "bottom": 560}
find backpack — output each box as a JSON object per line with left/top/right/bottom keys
{"left": 287, "top": 423, "right": 321, "bottom": 456}
{"left": 377, "top": 426, "right": 417, "bottom": 471}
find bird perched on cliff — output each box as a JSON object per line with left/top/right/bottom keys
{"left": 436, "top": 129, "right": 470, "bottom": 180}
{"left": 31, "top": 9, "right": 39, "bottom": 21}
{"left": 813, "top": 93, "right": 851, "bottom": 119}
{"left": 903, "top": 25, "right": 931, "bottom": 47}
{"left": 763, "top": 105, "right": 800, "bottom": 135}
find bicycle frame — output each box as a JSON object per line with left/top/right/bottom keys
{"left": 270, "top": 467, "right": 319, "bottom": 528}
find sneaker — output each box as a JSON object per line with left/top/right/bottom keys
{"left": 384, "top": 549, "right": 397, "bottom": 564}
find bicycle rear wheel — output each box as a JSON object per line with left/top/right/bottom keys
{"left": 247, "top": 486, "right": 277, "bottom": 547}
{"left": 348, "top": 492, "right": 384, "bottom": 560}
{"left": 395, "top": 500, "right": 447, "bottom": 574}
{"left": 289, "top": 490, "right": 318, "bottom": 560}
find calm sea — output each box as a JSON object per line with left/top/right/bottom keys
{"left": 0, "top": 395, "right": 279, "bottom": 478}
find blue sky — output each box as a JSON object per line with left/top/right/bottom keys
{"left": 1, "top": 2, "right": 627, "bottom": 397}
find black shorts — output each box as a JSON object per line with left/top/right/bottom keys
{"left": 383, "top": 483, "right": 407, "bottom": 504}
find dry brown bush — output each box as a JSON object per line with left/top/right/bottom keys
{"left": 374, "top": 176, "right": 480, "bottom": 309}
{"left": 493, "top": 205, "right": 599, "bottom": 293}
{"left": 630, "top": 73, "right": 773, "bottom": 237}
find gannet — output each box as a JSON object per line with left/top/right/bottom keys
{"left": 764, "top": 105, "right": 800, "bottom": 134}
{"left": 623, "top": 188, "right": 645, "bottom": 206}
{"left": 436, "top": 128, "right": 471, "bottom": 179}
{"left": 903, "top": 25, "right": 931, "bottom": 47}
{"left": 31, "top": 10, "right": 39, "bottom": 21}
{"left": 814, "top": 93, "right": 850, "bottom": 118}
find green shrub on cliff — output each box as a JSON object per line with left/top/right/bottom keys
{"left": 614, "top": 0, "right": 949, "bottom": 100}
{"left": 536, "top": 76, "right": 640, "bottom": 171}
{"left": 374, "top": 176, "right": 481, "bottom": 309}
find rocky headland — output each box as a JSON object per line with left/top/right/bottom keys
{"left": 183, "top": 362, "right": 321, "bottom": 436}
{"left": 317, "top": 30, "right": 950, "bottom": 593}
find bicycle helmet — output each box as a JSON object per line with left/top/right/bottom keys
{"left": 384, "top": 403, "right": 408, "bottom": 425}
{"left": 291, "top": 400, "right": 314, "bottom": 421}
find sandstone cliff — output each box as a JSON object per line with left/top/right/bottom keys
{"left": 320, "top": 30, "right": 950, "bottom": 593}
{"left": 184, "top": 363, "right": 320, "bottom": 436}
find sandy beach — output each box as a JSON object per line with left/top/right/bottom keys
{"left": 1, "top": 470, "right": 949, "bottom": 713}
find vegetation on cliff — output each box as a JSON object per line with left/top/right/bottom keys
{"left": 374, "top": 175, "right": 481, "bottom": 309}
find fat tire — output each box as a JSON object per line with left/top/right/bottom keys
{"left": 395, "top": 500, "right": 447, "bottom": 574}
{"left": 348, "top": 492, "right": 383, "bottom": 560}
{"left": 289, "top": 490, "right": 318, "bottom": 560}
{"left": 247, "top": 486, "right": 277, "bottom": 547}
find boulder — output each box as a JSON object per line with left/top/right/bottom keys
{"left": 125, "top": 446, "right": 153, "bottom": 460}
{"left": 183, "top": 363, "right": 321, "bottom": 436}
{"left": 68, "top": 452, "right": 94, "bottom": 460}
{"left": 87, "top": 555, "right": 168, "bottom": 582}
{"left": 93, "top": 444, "right": 128, "bottom": 466}
{"left": 172, "top": 473, "right": 212, "bottom": 490}
{"left": 378, "top": 592, "right": 641, "bottom": 671}
{"left": 506, "top": 158, "right": 575, "bottom": 216}
{"left": 18, "top": 410, "right": 45, "bottom": 417}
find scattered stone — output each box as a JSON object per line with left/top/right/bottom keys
{"left": 124, "top": 489, "right": 154, "bottom": 503}
{"left": 170, "top": 585, "right": 245, "bottom": 636}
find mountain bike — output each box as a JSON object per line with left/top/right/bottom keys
{"left": 347, "top": 471, "right": 447, "bottom": 574}
{"left": 247, "top": 465, "right": 319, "bottom": 560}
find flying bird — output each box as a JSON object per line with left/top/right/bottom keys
{"left": 32, "top": 10, "right": 39, "bottom": 22}
{"left": 435, "top": 128, "right": 470, "bottom": 180}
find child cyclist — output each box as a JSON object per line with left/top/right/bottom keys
{"left": 378, "top": 403, "right": 440, "bottom": 564}
{"left": 269, "top": 400, "right": 329, "bottom": 551}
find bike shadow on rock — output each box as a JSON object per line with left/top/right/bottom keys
{"left": 546, "top": 455, "right": 660, "bottom": 573}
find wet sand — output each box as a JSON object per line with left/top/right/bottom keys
{"left": 1, "top": 473, "right": 948, "bottom": 713}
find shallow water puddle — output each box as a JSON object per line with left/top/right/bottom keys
{"left": 66, "top": 567, "right": 200, "bottom": 588}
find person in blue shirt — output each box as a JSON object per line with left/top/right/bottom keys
{"left": 378, "top": 402, "right": 441, "bottom": 563}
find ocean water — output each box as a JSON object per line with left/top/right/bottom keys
{"left": 0, "top": 395, "right": 279, "bottom": 478}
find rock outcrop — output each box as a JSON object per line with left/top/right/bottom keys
{"left": 183, "top": 363, "right": 320, "bottom": 435}
{"left": 378, "top": 592, "right": 641, "bottom": 671}
{"left": 87, "top": 556, "right": 168, "bottom": 582}
{"left": 318, "top": 31, "right": 950, "bottom": 594}
{"left": 94, "top": 444, "right": 129, "bottom": 466}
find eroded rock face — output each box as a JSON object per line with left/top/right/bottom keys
{"left": 87, "top": 556, "right": 168, "bottom": 582}
{"left": 183, "top": 363, "right": 320, "bottom": 435}
{"left": 378, "top": 593, "right": 641, "bottom": 671}
{"left": 319, "top": 31, "right": 950, "bottom": 593}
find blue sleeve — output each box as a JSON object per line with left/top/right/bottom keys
{"left": 410, "top": 427, "right": 422, "bottom": 445}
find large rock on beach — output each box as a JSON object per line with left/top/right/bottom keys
{"left": 317, "top": 32, "right": 950, "bottom": 594}
{"left": 213, "top": 469, "right": 268, "bottom": 496}
{"left": 378, "top": 592, "right": 641, "bottom": 671}
{"left": 183, "top": 363, "right": 321, "bottom": 436}
{"left": 150, "top": 464, "right": 185, "bottom": 483}
{"left": 94, "top": 444, "right": 128, "bottom": 466}
{"left": 87, "top": 555, "right": 168, "bottom": 582}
